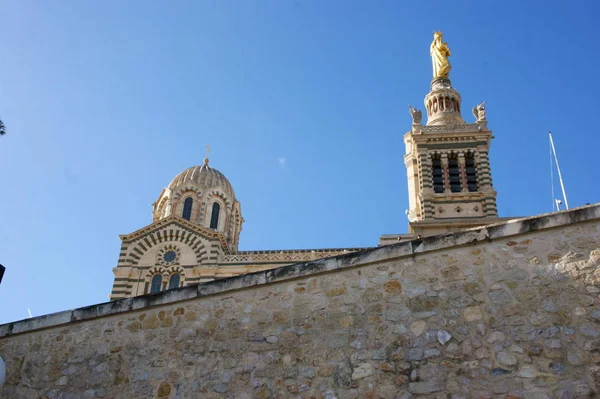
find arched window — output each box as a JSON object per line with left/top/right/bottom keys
{"left": 210, "top": 202, "right": 220, "bottom": 229}
{"left": 465, "top": 153, "right": 478, "bottom": 192}
{"left": 432, "top": 155, "right": 444, "bottom": 193}
{"left": 168, "top": 274, "right": 180, "bottom": 290}
{"left": 182, "top": 197, "right": 193, "bottom": 220}
{"left": 150, "top": 274, "right": 162, "bottom": 293}
{"left": 448, "top": 154, "right": 462, "bottom": 193}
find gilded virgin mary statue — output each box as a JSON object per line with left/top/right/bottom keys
{"left": 430, "top": 31, "right": 451, "bottom": 79}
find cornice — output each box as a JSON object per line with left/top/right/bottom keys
{"left": 119, "top": 215, "right": 232, "bottom": 254}
{"left": 404, "top": 129, "right": 492, "bottom": 141}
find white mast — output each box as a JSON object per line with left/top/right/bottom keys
{"left": 550, "top": 137, "right": 556, "bottom": 210}
{"left": 549, "top": 132, "right": 569, "bottom": 210}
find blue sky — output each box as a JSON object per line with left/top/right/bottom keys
{"left": 1, "top": 1, "right": 599, "bottom": 324}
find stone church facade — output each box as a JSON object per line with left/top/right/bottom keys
{"left": 3, "top": 35, "right": 600, "bottom": 398}
{"left": 109, "top": 37, "right": 509, "bottom": 301}
{"left": 110, "top": 158, "right": 368, "bottom": 301}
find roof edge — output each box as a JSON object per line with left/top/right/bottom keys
{"left": 119, "top": 215, "right": 230, "bottom": 251}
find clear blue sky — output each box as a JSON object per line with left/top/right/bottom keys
{"left": 1, "top": 1, "right": 599, "bottom": 324}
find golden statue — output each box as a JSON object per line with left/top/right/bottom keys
{"left": 430, "top": 31, "right": 451, "bottom": 79}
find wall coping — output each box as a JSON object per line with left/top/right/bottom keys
{"left": 233, "top": 247, "right": 370, "bottom": 255}
{"left": 2, "top": 203, "right": 599, "bottom": 339}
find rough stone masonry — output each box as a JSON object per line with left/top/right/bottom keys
{"left": 2, "top": 205, "right": 600, "bottom": 398}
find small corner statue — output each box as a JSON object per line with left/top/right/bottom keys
{"left": 472, "top": 101, "right": 487, "bottom": 123}
{"left": 408, "top": 105, "right": 422, "bottom": 125}
{"left": 431, "top": 31, "right": 451, "bottom": 79}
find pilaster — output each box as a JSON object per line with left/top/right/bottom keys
{"left": 476, "top": 149, "right": 493, "bottom": 190}
{"left": 441, "top": 153, "right": 450, "bottom": 194}
{"left": 458, "top": 152, "right": 468, "bottom": 193}
{"left": 419, "top": 152, "right": 434, "bottom": 219}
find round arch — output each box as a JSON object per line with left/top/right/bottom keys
{"left": 129, "top": 232, "right": 209, "bottom": 267}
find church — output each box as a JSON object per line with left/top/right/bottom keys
{"left": 2, "top": 33, "right": 600, "bottom": 398}
{"left": 109, "top": 32, "right": 511, "bottom": 301}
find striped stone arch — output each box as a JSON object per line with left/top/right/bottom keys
{"left": 173, "top": 186, "right": 203, "bottom": 201}
{"left": 146, "top": 266, "right": 167, "bottom": 278}
{"left": 144, "top": 266, "right": 167, "bottom": 292}
{"left": 127, "top": 228, "right": 210, "bottom": 267}
{"left": 206, "top": 190, "right": 232, "bottom": 208}
{"left": 166, "top": 265, "right": 186, "bottom": 278}
{"left": 143, "top": 265, "right": 187, "bottom": 290}
{"left": 144, "top": 265, "right": 186, "bottom": 278}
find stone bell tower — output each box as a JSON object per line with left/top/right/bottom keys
{"left": 403, "top": 32, "right": 503, "bottom": 238}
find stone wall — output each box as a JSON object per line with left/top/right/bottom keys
{"left": 2, "top": 205, "right": 600, "bottom": 398}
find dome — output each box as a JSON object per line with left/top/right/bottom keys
{"left": 152, "top": 158, "right": 243, "bottom": 251}
{"left": 167, "top": 163, "right": 235, "bottom": 199}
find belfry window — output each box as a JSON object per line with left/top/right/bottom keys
{"left": 182, "top": 197, "right": 193, "bottom": 220}
{"left": 210, "top": 202, "right": 220, "bottom": 229}
{"left": 150, "top": 274, "right": 162, "bottom": 293}
{"left": 448, "top": 154, "right": 461, "bottom": 193}
{"left": 465, "top": 153, "right": 478, "bottom": 192}
{"left": 432, "top": 155, "right": 444, "bottom": 193}
{"left": 168, "top": 274, "right": 180, "bottom": 290}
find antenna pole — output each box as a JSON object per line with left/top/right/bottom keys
{"left": 550, "top": 136, "right": 555, "bottom": 211}
{"left": 549, "top": 132, "right": 569, "bottom": 210}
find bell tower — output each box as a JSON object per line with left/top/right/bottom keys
{"left": 403, "top": 32, "right": 502, "bottom": 238}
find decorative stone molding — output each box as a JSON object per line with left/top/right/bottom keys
{"left": 424, "top": 78, "right": 464, "bottom": 126}
{"left": 172, "top": 186, "right": 203, "bottom": 201}
{"left": 120, "top": 215, "right": 231, "bottom": 255}
{"left": 156, "top": 245, "right": 181, "bottom": 266}
{"left": 220, "top": 248, "right": 369, "bottom": 264}
{"left": 167, "top": 265, "right": 185, "bottom": 277}
{"left": 422, "top": 124, "right": 483, "bottom": 133}
{"left": 145, "top": 266, "right": 166, "bottom": 279}
{"left": 206, "top": 190, "right": 232, "bottom": 208}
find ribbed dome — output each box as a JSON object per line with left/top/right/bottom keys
{"left": 167, "top": 164, "right": 235, "bottom": 199}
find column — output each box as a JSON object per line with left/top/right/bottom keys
{"left": 458, "top": 151, "right": 468, "bottom": 193}
{"left": 441, "top": 153, "right": 450, "bottom": 193}
{"left": 420, "top": 152, "right": 434, "bottom": 195}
